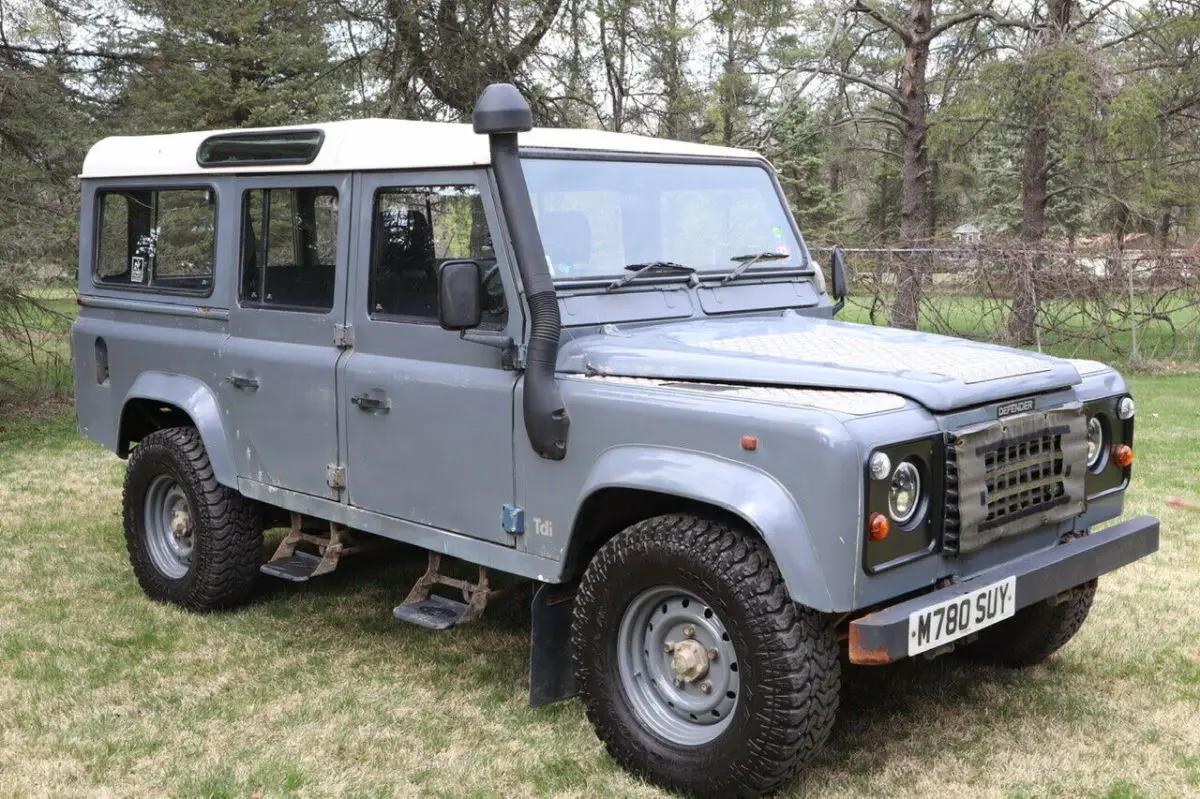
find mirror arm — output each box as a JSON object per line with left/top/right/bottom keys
{"left": 832, "top": 298, "right": 845, "bottom": 316}
{"left": 460, "top": 330, "right": 523, "bottom": 369}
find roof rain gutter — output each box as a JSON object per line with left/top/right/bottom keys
{"left": 473, "top": 83, "right": 569, "bottom": 460}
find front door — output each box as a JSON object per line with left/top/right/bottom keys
{"left": 219, "top": 174, "right": 351, "bottom": 499}
{"left": 339, "top": 170, "right": 520, "bottom": 544}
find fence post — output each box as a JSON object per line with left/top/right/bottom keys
{"left": 1128, "top": 257, "right": 1140, "bottom": 364}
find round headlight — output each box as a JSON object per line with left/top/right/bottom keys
{"left": 869, "top": 451, "right": 891, "bottom": 481}
{"left": 1117, "top": 396, "right": 1135, "bottom": 420}
{"left": 1086, "top": 416, "right": 1106, "bottom": 470}
{"left": 888, "top": 460, "right": 921, "bottom": 524}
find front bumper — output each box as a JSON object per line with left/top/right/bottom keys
{"left": 848, "top": 515, "right": 1160, "bottom": 665}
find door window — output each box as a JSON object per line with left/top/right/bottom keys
{"left": 240, "top": 187, "right": 339, "bottom": 311}
{"left": 368, "top": 185, "right": 507, "bottom": 326}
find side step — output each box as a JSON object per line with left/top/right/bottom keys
{"left": 393, "top": 552, "right": 503, "bottom": 630}
{"left": 260, "top": 513, "right": 377, "bottom": 582}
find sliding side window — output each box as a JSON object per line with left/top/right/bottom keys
{"left": 240, "top": 187, "right": 339, "bottom": 312}
{"left": 94, "top": 188, "right": 216, "bottom": 294}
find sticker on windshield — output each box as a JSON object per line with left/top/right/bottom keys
{"left": 130, "top": 256, "right": 146, "bottom": 283}
{"left": 774, "top": 242, "right": 790, "bottom": 256}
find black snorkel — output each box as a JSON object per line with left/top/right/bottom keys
{"left": 473, "top": 84, "right": 569, "bottom": 460}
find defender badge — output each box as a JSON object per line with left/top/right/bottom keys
{"left": 997, "top": 398, "right": 1035, "bottom": 418}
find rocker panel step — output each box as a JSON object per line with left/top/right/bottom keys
{"left": 394, "top": 595, "right": 470, "bottom": 630}
{"left": 260, "top": 552, "right": 324, "bottom": 582}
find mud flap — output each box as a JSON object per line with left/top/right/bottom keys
{"left": 529, "top": 581, "right": 578, "bottom": 707}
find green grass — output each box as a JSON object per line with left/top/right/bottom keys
{"left": 0, "top": 288, "right": 76, "bottom": 400}
{"left": 0, "top": 375, "right": 1197, "bottom": 797}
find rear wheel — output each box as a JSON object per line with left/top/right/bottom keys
{"left": 571, "top": 514, "right": 839, "bottom": 798}
{"left": 123, "top": 426, "right": 262, "bottom": 611}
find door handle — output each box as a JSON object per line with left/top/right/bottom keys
{"left": 351, "top": 393, "right": 390, "bottom": 412}
{"left": 226, "top": 373, "right": 259, "bottom": 390}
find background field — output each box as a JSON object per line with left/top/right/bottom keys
{"left": 0, "top": 374, "right": 1196, "bottom": 798}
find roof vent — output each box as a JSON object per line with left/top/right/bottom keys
{"left": 197, "top": 130, "right": 324, "bottom": 167}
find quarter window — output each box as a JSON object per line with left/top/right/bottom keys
{"left": 240, "top": 187, "right": 339, "bottom": 311}
{"left": 95, "top": 188, "right": 215, "bottom": 293}
{"left": 369, "top": 185, "right": 507, "bottom": 326}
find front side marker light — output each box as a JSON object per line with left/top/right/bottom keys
{"left": 868, "top": 512, "right": 890, "bottom": 541}
{"left": 869, "top": 451, "right": 891, "bottom": 481}
{"left": 1111, "top": 444, "right": 1134, "bottom": 468}
{"left": 1117, "top": 396, "right": 1136, "bottom": 420}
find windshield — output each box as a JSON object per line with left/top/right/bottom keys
{"left": 522, "top": 158, "right": 807, "bottom": 281}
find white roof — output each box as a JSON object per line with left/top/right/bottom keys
{"left": 80, "top": 118, "right": 761, "bottom": 179}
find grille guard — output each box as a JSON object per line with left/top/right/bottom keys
{"left": 945, "top": 406, "right": 1088, "bottom": 555}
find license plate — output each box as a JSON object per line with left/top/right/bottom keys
{"left": 908, "top": 576, "right": 1017, "bottom": 656}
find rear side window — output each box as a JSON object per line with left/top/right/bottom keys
{"left": 95, "top": 188, "right": 216, "bottom": 294}
{"left": 369, "top": 185, "right": 506, "bottom": 326}
{"left": 240, "top": 187, "right": 339, "bottom": 311}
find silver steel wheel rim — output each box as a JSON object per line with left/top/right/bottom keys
{"left": 616, "top": 585, "right": 740, "bottom": 745}
{"left": 143, "top": 474, "right": 194, "bottom": 580}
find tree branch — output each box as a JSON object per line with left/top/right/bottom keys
{"left": 811, "top": 65, "right": 903, "bottom": 105}
{"left": 848, "top": 2, "right": 912, "bottom": 45}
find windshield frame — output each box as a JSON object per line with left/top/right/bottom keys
{"left": 519, "top": 149, "right": 814, "bottom": 288}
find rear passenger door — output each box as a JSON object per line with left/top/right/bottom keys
{"left": 339, "top": 170, "right": 519, "bottom": 544}
{"left": 219, "top": 174, "right": 351, "bottom": 500}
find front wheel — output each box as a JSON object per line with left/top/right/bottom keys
{"left": 123, "top": 426, "right": 263, "bottom": 611}
{"left": 571, "top": 515, "right": 840, "bottom": 798}
{"left": 965, "top": 580, "right": 1096, "bottom": 667}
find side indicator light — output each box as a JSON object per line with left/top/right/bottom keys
{"left": 741, "top": 435, "right": 758, "bottom": 451}
{"left": 868, "top": 512, "right": 890, "bottom": 541}
{"left": 1111, "top": 444, "right": 1134, "bottom": 468}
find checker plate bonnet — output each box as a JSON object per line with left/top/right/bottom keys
{"left": 556, "top": 315, "right": 1085, "bottom": 412}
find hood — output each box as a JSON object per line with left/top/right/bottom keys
{"left": 557, "top": 314, "right": 1087, "bottom": 412}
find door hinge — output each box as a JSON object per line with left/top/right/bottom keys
{"left": 327, "top": 464, "right": 346, "bottom": 491}
{"left": 502, "top": 505, "right": 525, "bottom": 535}
{"left": 334, "top": 323, "right": 354, "bottom": 349}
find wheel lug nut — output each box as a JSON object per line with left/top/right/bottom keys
{"left": 699, "top": 680, "right": 712, "bottom": 694}
{"left": 683, "top": 625, "right": 695, "bottom": 638}
{"left": 674, "top": 677, "right": 684, "bottom": 688}
{"left": 664, "top": 641, "right": 675, "bottom": 653}
{"left": 707, "top": 648, "right": 718, "bottom": 661}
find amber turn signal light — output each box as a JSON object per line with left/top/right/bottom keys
{"left": 1111, "top": 444, "right": 1134, "bottom": 468}
{"left": 868, "top": 512, "right": 890, "bottom": 541}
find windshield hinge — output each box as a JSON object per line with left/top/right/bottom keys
{"left": 334, "top": 323, "right": 354, "bottom": 349}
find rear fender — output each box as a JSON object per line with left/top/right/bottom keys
{"left": 123, "top": 372, "right": 238, "bottom": 488}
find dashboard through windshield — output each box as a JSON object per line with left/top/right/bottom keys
{"left": 522, "top": 157, "right": 806, "bottom": 281}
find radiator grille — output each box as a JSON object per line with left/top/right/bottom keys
{"left": 981, "top": 433, "right": 1067, "bottom": 530}
{"left": 944, "top": 407, "right": 1087, "bottom": 555}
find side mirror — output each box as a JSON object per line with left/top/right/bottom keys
{"left": 830, "top": 246, "right": 849, "bottom": 314}
{"left": 437, "top": 260, "right": 483, "bottom": 331}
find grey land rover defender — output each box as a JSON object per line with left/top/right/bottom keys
{"left": 72, "top": 84, "right": 1159, "bottom": 797}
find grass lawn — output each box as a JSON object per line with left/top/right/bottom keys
{"left": 0, "top": 376, "right": 1197, "bottom": 798}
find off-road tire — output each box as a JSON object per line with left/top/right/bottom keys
{"left": 123, "top": 426, "right": 262, "bottom": 611}
{"left": 571, "top": 514, "right": 840, "bottom": 798}
{"left": 966, "top": 580, "right": 1096, "bottom": 667}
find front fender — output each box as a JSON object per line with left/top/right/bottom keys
{"left": 124, "top": 372, "right": 238, "bottom": 488}
{"left": 573, "top": 445, "right": 836, "bottom": 612}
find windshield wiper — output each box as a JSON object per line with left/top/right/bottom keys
{"left": 719, "top": 251, "right": 790, "bottom": 285}
{"left": 607, "top": 261, "right": 695, "bottom": 291}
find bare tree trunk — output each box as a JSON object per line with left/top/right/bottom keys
{"left": 722, "top": 22, "right": 737, "bottom": 146}
{"left": 893, "top": 0, "right": 935, "bottom": 330}
{"left": 661, "top": 0, "right": 686, "bottom": 139}
{"left": 1010, "top": 0, "right": 1073, "bottom": 344}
